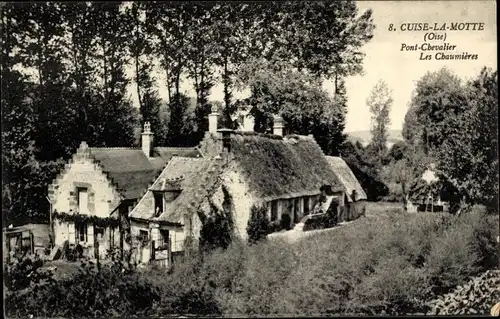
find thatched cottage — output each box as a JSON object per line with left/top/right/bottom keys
{"left": 126, "top": 107, "right": 359, "bottom": 267}
{"left": 325, "top": 156, "right": 367, "bottom": 221}
{"left": 47, "top": 122, "right": 200, "bottom": 259}
{"left": 48, "top": 106, "right": 367, "bottom": 266}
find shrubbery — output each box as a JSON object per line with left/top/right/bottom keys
{"left": 5, "top": 205, "right": 499, "bottom": 317}
{"left": 247, "top": 205, "right": 270, "bottom": 244}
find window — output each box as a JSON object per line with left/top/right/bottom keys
{"left": 293, "top": 198, "right": 300, "bottom": 223}
{"left": 77, "top": 187, "right": 88, "bottom": 213}
{"left": 271, "top": 201, "right": 278, "bottom": 221}
{"left": 76, "top": 222, "right": 88, "bottom": 243}
{"left": 95, "top": 226, "right": 105, "bottom": 239}
{"left": 159, "top": 229, "right": 169, "bottom": 249}
{"left": 153, "top": 191, "right": 164, "bottom": 216}
{"left": 184, "top": 214, "right": 193, "bottom": 236}
{"left": 139, "top": 230, "right": 149, "bottom": 242}
{"left": 303, "top": 197, "right": 310, "bottom": 215}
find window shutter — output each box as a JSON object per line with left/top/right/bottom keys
{"left": 88, "top": 224, "right": 94, "bottom": 245}
{"left": 78, "top": 189, "right": 88, "bottom": 214}
{"left": 68, "top": 222, "right": 75, "bottom": 245}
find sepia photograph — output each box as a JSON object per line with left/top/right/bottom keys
{"left": 2, "top": 1, "right": 499, "bottom": 317}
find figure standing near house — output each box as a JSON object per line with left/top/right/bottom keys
{"left": 312, "top": 185, "right": 330, "bottom": 214}
{"left": 309, "top": 185, "right": 339, "bottom": 228}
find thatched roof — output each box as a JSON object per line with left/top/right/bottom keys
{"left": 89, "top": 147, "right": 200, "bottom": 200}
{"left": 229, "top": 132, "right": 343, "bottom": 201}
{"left": 129, "top": 157, "right": 222, "bottom": 225}
{"left": 325, "top": 156, "right": 367, "bottom": 202}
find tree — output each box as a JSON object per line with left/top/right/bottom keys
{"left": 341, "top": 141, "right": 389, "bottom": 201}
{"left": 405, "top": 68, "right": 466, "bottom": 156}
{"left": 166, "top": 93, "right": 197, "bottom": 147}
{"left": 367, "top": 80, "right": 393, "bottom": 164}
{"left": 236, "top": 57, "right": 346, "bottom": 155}
{"left": 92, "top": 2, "right": 136, "bottom": 147}
{"left": 434, "top": 68, "right": 498, "bottom": 211}
{"left": 61, "top": 2, "right": 101, "bottom": 147}
{"left": 127, "top": 2, "right": 165, "bottom": 145}
{"left": 261, "top": 1, "right": 375, "bottom": 80}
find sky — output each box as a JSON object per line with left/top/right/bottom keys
{"left": 132, "top": 1, "right": 497, "bottom": 133}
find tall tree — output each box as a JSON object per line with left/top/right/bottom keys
{"left": 127, "top": 2, "right": 165, "bottom": 145}
{"left": 405, "top": 68, "right": 465, "bottom": 157}
{"left": 265, "top": 1, "right": 375, "bottom": 79}
{"left": 184, "top": 3, "right": 217, "bottom": 143}
{"left": 14, "top": 2, "right": 79, "bottom": 160}
{"left": 2, "top": 3, "right": 37, "bottom": 223}
{"left": 434, "top": 68, "right": 498, "bottom": 211}
{"left": 93, "top": 2, "right": 136, "bottom": 147}
{"left": 62, "top": 2, "right": 102, "bottom": 147}
{"left": 211, "top": 3, "right": 252, "bottom": 123}
{"left": 236, "top": 57, "right": 346, "bottom": 155}
{"left": 367, "top": 80, "right": 393, "bottom": 164}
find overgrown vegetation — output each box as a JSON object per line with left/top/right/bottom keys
{"left": 247, "top": 205, "right": 270, "bottom": 244}
{"left": 5, "top": 205, "right": 498, "bottom": 317}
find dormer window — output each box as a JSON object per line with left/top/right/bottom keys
{"left": 153, "top": 191, "right": 164, "bottom": 217}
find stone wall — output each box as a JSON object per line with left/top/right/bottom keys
{"left": 48, "top": 145, "right": 121, "bottom": 218}
{"left": 220, "top": 165, "right": 258, "bottom": 241}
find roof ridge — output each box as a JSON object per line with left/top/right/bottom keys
{"left": 90, "top": 147, "right": 141, "bottom": 150}
{"left": 154, "top": 146, "right": 198, "bottom": 150}
{"left": 170, "top": 156, "right": 205, "bottom": 161}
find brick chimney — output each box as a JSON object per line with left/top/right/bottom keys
{"left": 209, "top": 104, "right": 218, "bottom": 134}
{"left": 273, "top": 115, "right": 284, "bottom": 136}
{"left": 141, "top": 122, "right": 154, "bottom": 158}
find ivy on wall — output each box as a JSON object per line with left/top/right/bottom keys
{"left": 53, "top": 211, "right": 120, "bottom": 228}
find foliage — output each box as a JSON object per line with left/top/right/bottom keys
{"left": 199, "top": 187, "right": 235, "bottom": 253}
{"left": 433, "top": 68, "right": 498, "bottom": 210}
{"left": 341, "top": 141, "right": 389, "bottom": 201}
{"left": 247, "top": 205, "right": 270, "bottom": 244}
{"left": 367, "top": 80, "right": 393, "bottom": 162}
{"left": 402, "top": 67, "right": 498, "bottom": 210}
{"left": 426, "top": 269, "right": 500, "bottom": 315}
{"left": 52, "top": 211, "right": 120, "bottom": 228}
{"left": 236, "top": 57, "right": 347, "bottom": 155}
{"left": 166, "top": 93, "right": 198, "bottom": 147}
{"left": 4, "top": 255, "right": 55, "bottom": 292}
{"left": 5, "top": 204, "right": 498, "bottom": 317}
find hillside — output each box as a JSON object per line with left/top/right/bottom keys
{"left": 346, "top": 129, "right": 403, "bottom": 148}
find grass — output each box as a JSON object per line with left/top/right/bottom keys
{"left": 5, "top": 202, "right": 499, "bottom": 317}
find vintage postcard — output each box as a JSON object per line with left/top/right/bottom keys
{"left": 2, "top": 1, "right": 498, "bottom": 317}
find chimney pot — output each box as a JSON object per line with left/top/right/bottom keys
{"left": 273, "top": 115, "right": 284, "bottom": 136}
{"left": 209, "top": 105, "right": 219, "bottom": 134}
{"left": 142, "top": 122, "right": 154, "bottom": 158}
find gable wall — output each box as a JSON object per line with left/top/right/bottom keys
{"left": 49, "top": 152, "right": 121, "bottom": 218}
{"left": 219, "top": 163, "right": 260, "bottom": 240}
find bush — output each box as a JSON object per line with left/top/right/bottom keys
{"left": 247, "top": 205, "right": 270, "bottom": 244}
{"left": 6, "top": 205, "right": 497, "bottom": 317}
{"left": 5, "top": 256, "right": 160, "bottom": 318}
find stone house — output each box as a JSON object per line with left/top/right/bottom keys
{"left": 127, "top": 108, "right": 346, "bottom": 267}
{"left": 47, "top": 122, "right": 200, "bottom": 259}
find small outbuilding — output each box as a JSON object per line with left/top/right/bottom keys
{"left": 325, "top": 156, "right": 367, "bottom": 222}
